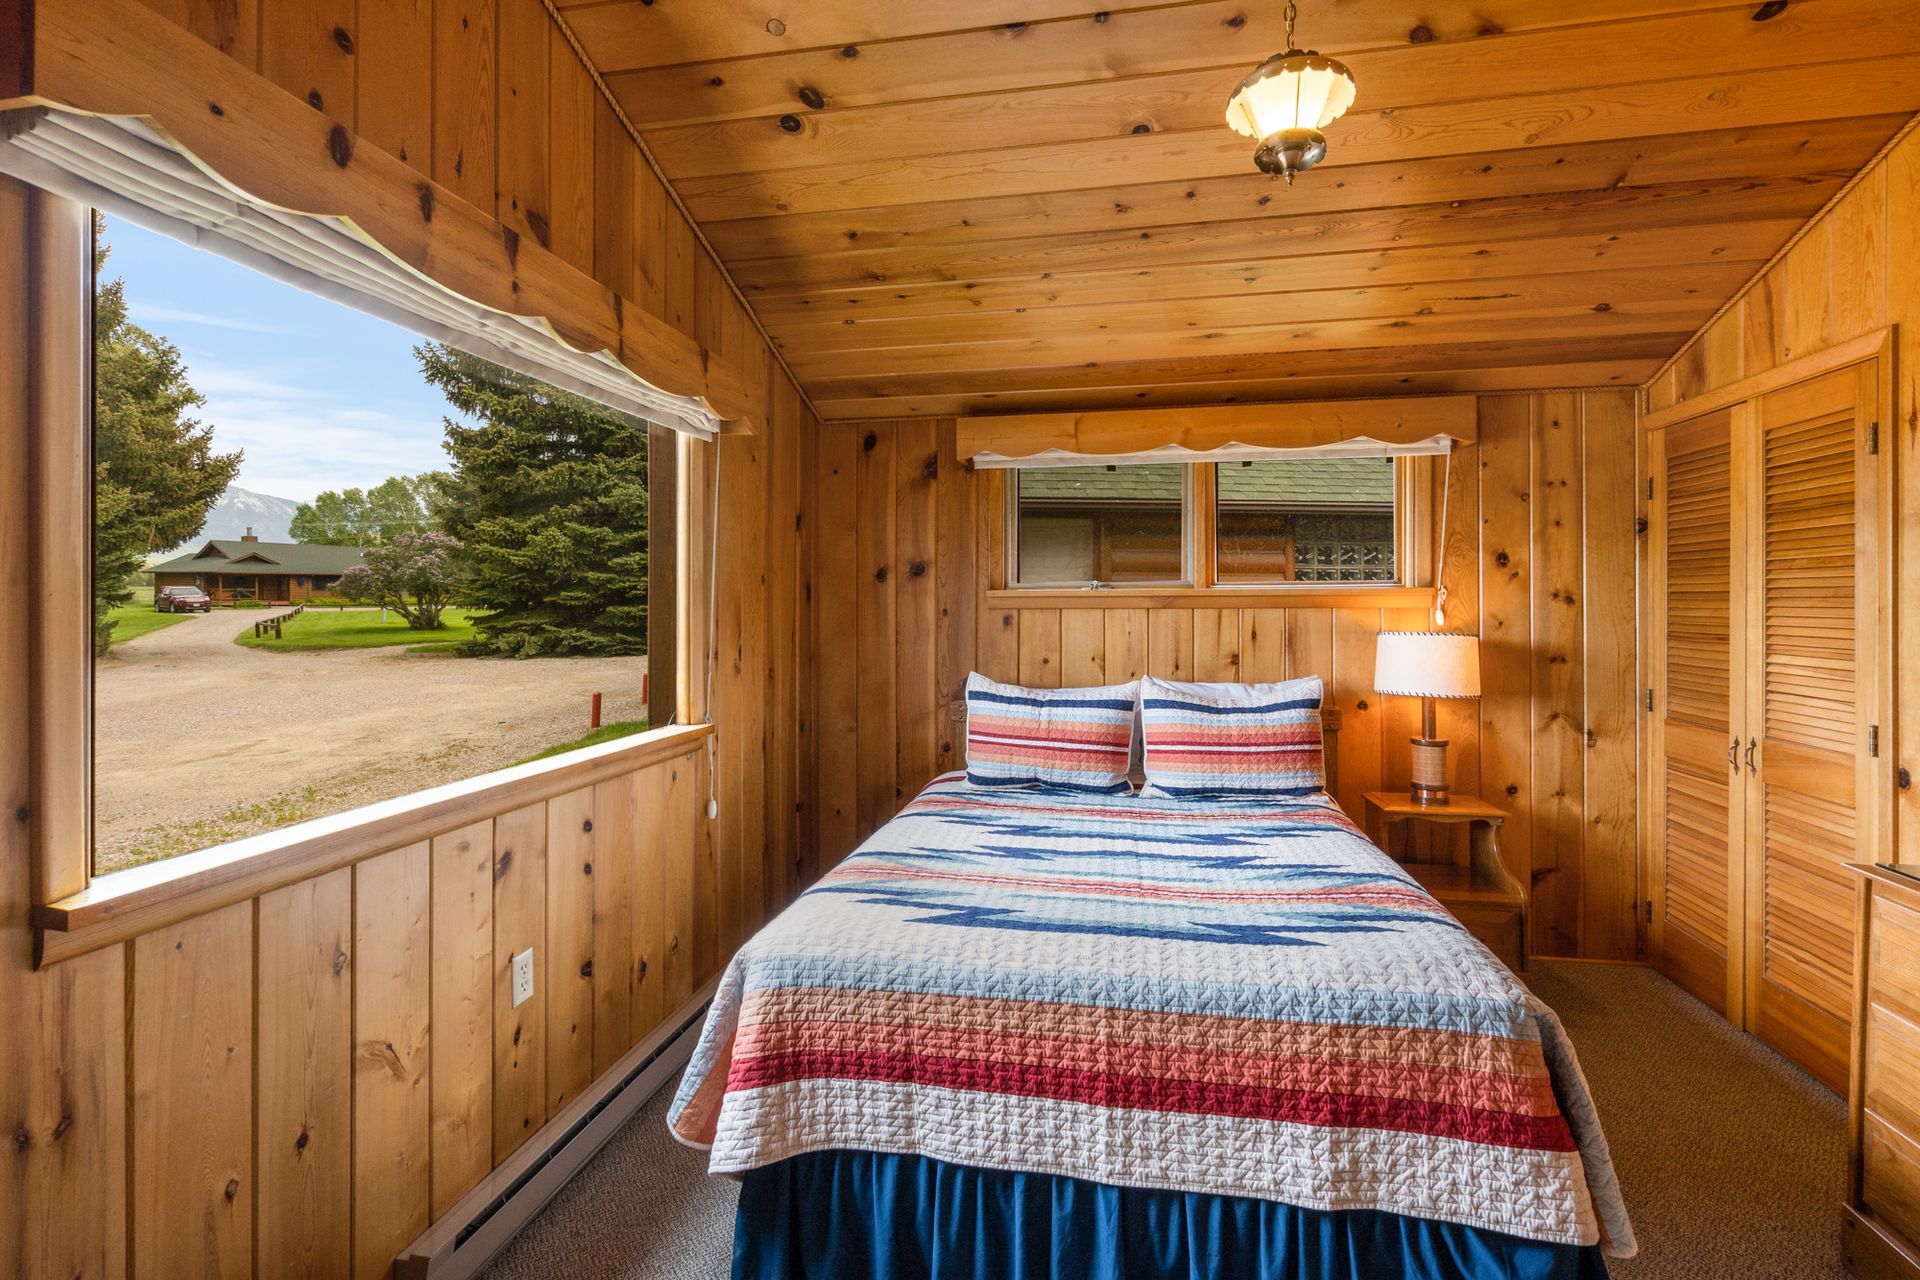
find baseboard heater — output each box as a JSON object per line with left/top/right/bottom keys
{"left": 394, "top": 977, "right": 721, "bottom": 1280}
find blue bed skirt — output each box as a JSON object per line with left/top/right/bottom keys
{"left": 733, "top": 1151, "right": 1609, "bottom": 1280}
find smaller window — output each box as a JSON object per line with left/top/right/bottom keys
{"left": 1013, "top": 464, "right": 1186, "bottom": 586}
{"left": 1215, "top": 458, "right": 1397, "bottom": 584}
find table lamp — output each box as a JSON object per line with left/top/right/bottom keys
{"left": 1373, "top": 631, "right": 1481, "bottom": 806}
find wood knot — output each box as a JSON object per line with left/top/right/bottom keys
{"left": 1130, "top": 122, "right": 1151, "bottom": 135}
{"left": 909, "top": 561, "right": 927, "bottom": 578}
{"left": 863, "top": 432, "right": 878, "bottom": 452}
{"left": 636, "top": 958, "right": 649, "bottom": 982}
{"left": 295, "top": 1129, "right": 309, "bottom": 1153}
{"left": 1506, "top": 784, "right": 1519, "bottom": 797}
{"left": 797, "top": 85, "right": 825, "bottom": 110}
{"left": 417, "top": 184, "right": 434, "bottom": 223}
{"left": 307, "top": 90, "right": 325, "bottom": 111}
{"left": 924, "top": 453, "right": 939, "bottom": 480}
{"left": 1409, "top": 23, "right": 1436, "bottom": 42}
{"left": 1224, "top": 13, "right": 1245, "bottom": 27}
{"left": 1752, "top": 1, "right": 1788, "bottom": 19}
{"left": 778, "top": 114, "right": 802, "bottom": 133}
{"left": 326, "top": 124, "right": 352, "bottom": 168}
{"left": 579, "top": 961, "right": 593, "bottom": 979}
{"left": 494, "top": 849, "right": 513, "bottom": 882}
{"left": 208, "top": 102, "right": 225, "bottom": 117}
{"left": 332, "top": 947, "right": 348, "bottom": 978}
{"left": 582, "top": 818, "right": 593, "bottom": 833}
{"left": 331, "top": 25, "right": 354, "bottom": 53}
{"left": 1494, "top": 551, "right": 1510, "bottom": 568}
{"left": 840, "top": 44, "right": 859, "bottom": 58}
{"left": 874, "top": 566, "right": 888, "bottom": 583}
{"left": 224, "top": 1178, "right": 240, "bottom": 1202}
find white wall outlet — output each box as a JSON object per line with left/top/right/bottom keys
{"left": 510, "top": 948, "right": 535, "bottom": 1008}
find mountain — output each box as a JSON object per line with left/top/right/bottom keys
{"left": 185, "top": 486, "right": 301, "bottom": 544}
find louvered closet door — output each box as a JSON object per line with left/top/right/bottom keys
{"left": 1650, "top": 407, "right": 1742, "bottom": 1015}
{"left": 1741, "top": 362, "right": 1884, "bottom": 1092}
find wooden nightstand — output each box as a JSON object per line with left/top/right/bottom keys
{"left": 1360, "top": 792, "right": 1528, "bottom": 974}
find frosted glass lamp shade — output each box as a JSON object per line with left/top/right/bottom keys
{"left": 1373, "top": 632, "right": 1481, "bottom": 700}
{"left": 1224, "top": 54, "right": 1357, "bottom": 139}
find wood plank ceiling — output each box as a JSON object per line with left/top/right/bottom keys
{"left": 553, "top": 0, "right": 1920, "bottom": 419}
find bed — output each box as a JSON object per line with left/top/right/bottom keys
{"left": 669, "top": 768, "right": 1634, "bottom": 1279}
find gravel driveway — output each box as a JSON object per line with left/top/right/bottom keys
{"left": 93, "top": 609, "right": 645, "bottom": 872}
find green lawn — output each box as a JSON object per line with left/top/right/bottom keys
{"left": 518, "top": 719, "right": 650, "bottom": 764}
{"left": 104, "top": 590, "right": 192, "bottom": 646}
{"left": 235, "top": 607, "right": 479, "bottom": 653}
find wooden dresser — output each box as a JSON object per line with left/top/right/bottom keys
{"left": 1845, "top": 864, "right": 1920, "bottom": 1278}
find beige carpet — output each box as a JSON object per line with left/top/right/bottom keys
{"left": 481, "top": 961, "right": 1846, "bottom": 1280}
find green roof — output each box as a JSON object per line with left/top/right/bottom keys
{"left": 1018, "top": 459, "right": 1393, "bottom": 509}
{"left": 148, "top": 539, "right": 367, "bottom": 577}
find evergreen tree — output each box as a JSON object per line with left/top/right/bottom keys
{"left": 419, "top": 344, "right": 647, "bottom": 657}
{"left": 92, "top": 215, "right": 242, "bottom": 652}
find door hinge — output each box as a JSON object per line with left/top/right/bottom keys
{"left": 1645, "top": 688, "right": 1654, "bottom": 712}
{"left": 1869, "top": 421, "right": 1880, "bottom": 455}
{"left": 1870, "top": 725, "right": 1881, "bottom": 758}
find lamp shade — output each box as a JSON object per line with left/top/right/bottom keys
{"left": 1224, "top": 53, "right": 1357, "bottom": 140}
{"left": 1373, "top": 631, "right": 1481, "bottom": 699}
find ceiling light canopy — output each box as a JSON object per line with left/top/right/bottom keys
{"left": 1224, "top": 2, "right": 1356, "bottom": 185}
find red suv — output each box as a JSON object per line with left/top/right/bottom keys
{"left": 156, "top": 585, "right": 212, "bottom": 613}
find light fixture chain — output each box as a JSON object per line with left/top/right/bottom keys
{"left": 1283, "top": 1, "right": 1297, "bottom": 49}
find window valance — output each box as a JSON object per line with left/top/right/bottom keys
{"left": 957, "top": 397, "right": 1475, "bottom": 468}
{"left": 0, "top": 107, "right": 720, "bottom": 437}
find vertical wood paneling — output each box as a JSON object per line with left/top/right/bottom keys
{"left": 432, "top": 0, "right": 497, "bottom": 210}
{"left": 543, "top": 788, "right": 596, "bottom": 1112}
{"left": 1018, "top": 609, "right": 1062, "bottom": 687}
{"left": 1146, "top": 609, "right": 1193, "bottom": 681}
{"left": 352, "top": 843, "right": 430, "bottom": 1280}
{"left": 1059, "top": 608, "right": 1105, "bottom": 686}
{"left": 260, "top": 0, "right": 356, "bottom": 126}
{"left": 815, "top": 423, "right": 861, "bottom": 862}
{"left": 629, "top": 767, "right": 667, "bottom": 1040}
{"left": 661, "top": 756, "right": 699, "bottom": 1009}
{"left": 1531, "top": 393, "right": 1587, "bottom": 956}
{"left": 857, "top": 427, "right": 900, "bottom": 833}
{"left": 354, "top": 0, "right": 430, "bottom": 171}
{"left": 494, "top": 0, "right": 551, "bottom": 246}
{"left": 546, "top": 34, "right": 596, "bottom": 274}
{"left": 1331, "top": 608, "right": 1382, "bottom": 823}
{"left": 1192, "top": 608, "right": 1241, "bottom": 681}
{"left": 256, "top": 869, "right": 352, "bottom": 1280}
{"left": 1891, "top": 139, "right": 1920, "bottom": 868}
{"left": 1104, "top": 609, "right": 1147, "bottom": 683}
{"left": 1242, "top": 608, "right": 1288, "bottom": 683}
{"left": 132, "top": 902, "right": 254, "bottom": 1280}
{"left": 491, "top": 802, "right": 547, "bottom": 1164}
{"left": 589, "top": 778, "right": 634, "bottom": 1075}
{"left": 895, "top": 420, "right": 941, "bottom": 798}
{"left": 1584, "top": 392, "right": 1642, "bottom": 959}
{"left": 429, "top": 820, "right": 495, "bottom": 1216}
{"left": 1478, "top": 396, "right": 1538, "bottom": 899}
{"left": 934, "top": 423, "right": 978, "bottom": 775}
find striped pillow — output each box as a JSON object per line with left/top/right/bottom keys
{"left": 964, "top": 673, "right": 1138, "bottom": 794}
{"left": 1140, "top": 675, "right": 1326, "bottom": 798}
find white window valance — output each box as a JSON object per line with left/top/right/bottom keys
{"left": 958, "top": 397, "right": 1475, "bottom": 468}
{"left": 0, "top": 107, "right": 719, "bottom": 438}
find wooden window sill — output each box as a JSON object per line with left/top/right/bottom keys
{"left": 33, "top": 722, "right": 714, "bottom": 966}
{"left": 986, "top": 586, "right": 1437, "bottom": 610}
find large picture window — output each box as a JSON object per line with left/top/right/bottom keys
{"left": 1008, "top": 456, "right": 1416, "bottom": 590}
{"left": 86, "top": 213, "right": 670, "bottom": 876}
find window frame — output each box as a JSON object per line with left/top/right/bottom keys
{"left": 1002, "top": 455, "right": 1435, "bottom": 596}
{"left": 24, "top": 187, "right": 705, "bottom": 955}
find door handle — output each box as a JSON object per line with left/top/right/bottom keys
{"left": 1729, "top": 737, "right": 1740, "bottom": 774}
{"left": 1746, "top": 737, "right": 1758, "bottom": 775}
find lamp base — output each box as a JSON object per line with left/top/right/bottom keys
{"left": 1409, "top": 735, "right": 1450, "bottom": 806}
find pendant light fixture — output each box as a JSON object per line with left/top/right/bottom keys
{"left": 1223, "top": 1, "right": 1357, "bottom": 185}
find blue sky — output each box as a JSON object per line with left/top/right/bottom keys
{"left": 100, "top": 214, "right": 459, "bottom": 503}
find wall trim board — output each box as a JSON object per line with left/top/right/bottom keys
{"left": 988, "top": 588, "right": 1438, "bottom": 611}
{"left": 1641, "top": 327, "right": 1894, "bottom": 431}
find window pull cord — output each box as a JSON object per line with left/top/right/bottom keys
{"left": 705, "top": 437, "right": 723, "bottom": 822}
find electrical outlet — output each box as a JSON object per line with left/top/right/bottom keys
{"left": 511, "top": 948, "right": 535, "bottom": 1008}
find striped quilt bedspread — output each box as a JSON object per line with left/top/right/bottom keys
{"left": 669, "top": 774, "right": 1635, "bottom": 1256}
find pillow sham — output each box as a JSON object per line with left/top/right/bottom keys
{"left": 1139, "top": 675, "right": 1326, "bottom": 798}
{"left": 964, "top": 673, "right": 1139, "bottom": 794}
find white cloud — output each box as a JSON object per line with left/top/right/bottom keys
{"left": 127, "top": 303, "right": 294, "bottom": 335}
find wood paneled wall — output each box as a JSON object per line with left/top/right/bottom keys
{"left": 0, "top": 0, "right": 819, "bottom": 1267}
{"left": 810, "top": 393, "right": 1641, "bottom": 962}
{"left": 1645, "top": 123, "right": 1920, "bottom": 865}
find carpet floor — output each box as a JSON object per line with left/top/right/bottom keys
{"left": 480, "top": 961, "right": 1846, "bottom": 1280}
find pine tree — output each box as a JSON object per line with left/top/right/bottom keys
{"left": 92, "top": 215, "right": 242, "bottom": 652}
{"left": 419, "top": 344, "right": 648, "bottom": 657}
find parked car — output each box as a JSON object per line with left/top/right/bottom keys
{"left": 155, "top": 585, "right": 212, "bottom": 613}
